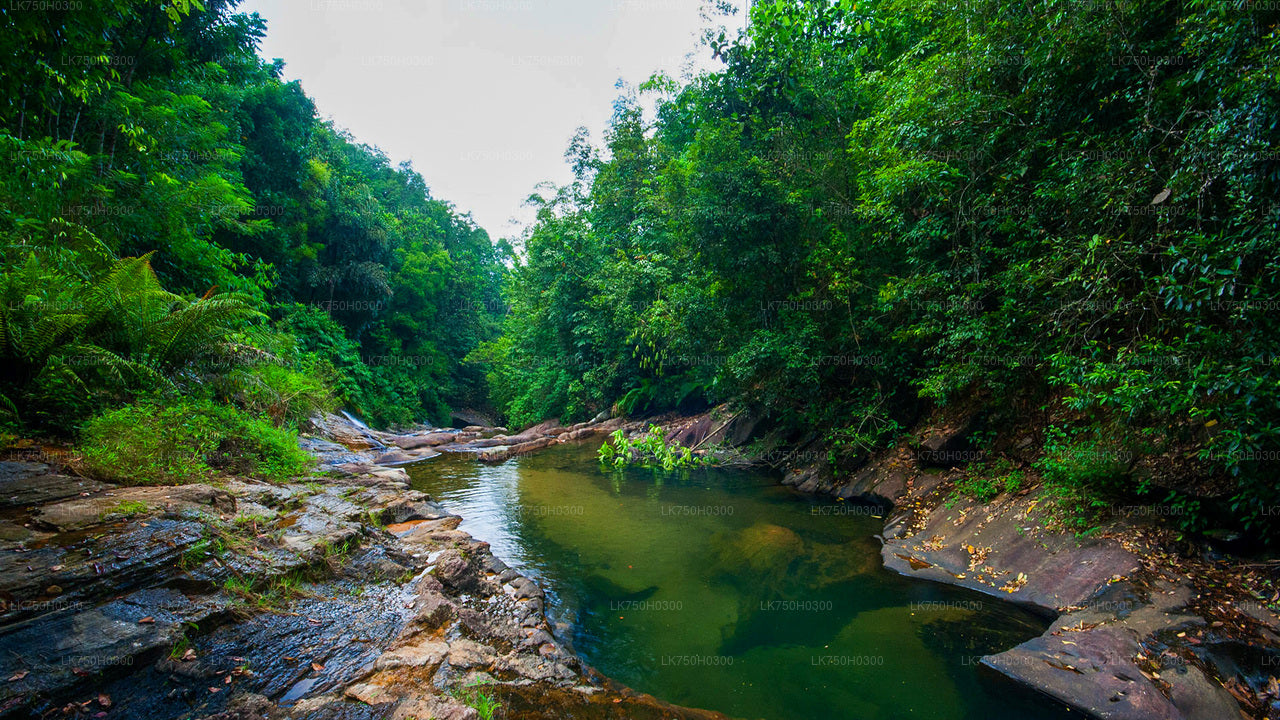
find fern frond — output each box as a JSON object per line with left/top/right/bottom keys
{"left": 151, "top": 293, "right": 265, "bottom": 369}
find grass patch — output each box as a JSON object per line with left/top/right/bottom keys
{"left": 317, "top": 538, "right": 357, "bottom": 572}
{"left": 166, "top": 622, "right": 200, "bottom": 661}
{"left": 181, "top": 535, "right": 228, "bottom": 570}
{"left": 167, "top": 635, "right": 191, "bottom": 661}
{"left": 80, "top": 398, "right": 313, "bottom": 485}
{"left": 223, "top": 570, "right": 311, "bottom": 611}
{"left": 451, "top": 680, "right": 502, "bottom": 720}
{"left": 102, "top": 499, "right": 151, "bottom": 521}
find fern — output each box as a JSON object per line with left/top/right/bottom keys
{"left": 0, "top": 252, "right": 268, "bottom": 432}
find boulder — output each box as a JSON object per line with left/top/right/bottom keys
{"left": 985, "top": 621, "right": 1242, "bottom": 720}
{"left": 432, "top": 549, "right": 474, "bottom": 590}
{"left": 392, "top": 432, "right": 457, "bottom": 450}
{"left": 380, "top": 499, "right": 451, "bottom": 526}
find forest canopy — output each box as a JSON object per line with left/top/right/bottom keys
{"left": 0, "top": 0, "right": 506, "bottom": 436}
{"left": 3, "top": 0, "right": 1279, "bottom": 537}
{"left": 479, "top": 0, "right": 1280, "bottom": 535}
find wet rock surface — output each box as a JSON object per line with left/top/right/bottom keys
{"left": 984, "top": 580, "right": 1244, "bottom": 720}
{"left": 0, "top": 414, "right": 727, "bottom": 720}
{"left": 0, "top": 463, "right": 109, "bottom": 507}
{"left": 774, "top": 423, "right": 1270, "bottom": 720}
{"left": 377, "top": 406, "right": 1275, "bottom": 720}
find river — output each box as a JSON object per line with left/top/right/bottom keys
{"left": 407, "top": 441, "right": 1075, "bottom": 720}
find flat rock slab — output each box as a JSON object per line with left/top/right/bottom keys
{"left": 298, "top": 436, "right": 373, "bottom": 467}
{"left": 0, "top": 462, "right": 110, "bottom": 507}
{"left": 0, "top": 586, "right": 226, "bottom": 705}
{"left": 882, "top": 492, "right": 1140, "bottom": 611}
{"left": 34, "top": 484, "right": 234, "bottom": 532}
{"left": 373, "top": 447, "right": 440, "bottom": 466}
{"left": 278, "top": 498, "right": 363, "bottom": 555}
{"left": 0, "top": 518, "right": 206, "bottom": 624}
{"left": 391, "top": 432, "right": 458, "bottom": 450}
{"left": 396, "top": 516, "right": 464, "bottom": 540}
{"left": 984, "top": 624, "right": 1243, "bottom": 720}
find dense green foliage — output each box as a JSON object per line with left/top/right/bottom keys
{"left": 81, "top": 398, "right": 312, "bottom": 485}
{"left": 598, "top": 425, "right": 704, "bottom": 470}
{"left": 0, "top": 0, "right": 505, "bottom": 450}
{"left": 488, "top": 0, "right": 1280, "bottom": 534}
{"left": 5, "top": 0, "right": 1279, "bottom": 534}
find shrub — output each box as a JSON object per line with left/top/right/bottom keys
{"left": 217, "top": 361, "right": 338, "bottom": 427}
{"left": 598, "top": 425, "right": 704, "bottom": 471}
{"left": 956, "top": 457, "right": 1024, "bottom": 502}
{"left": 0, "top": 254, "right": 265, "bottom": 433}
{"left": 80, "top": 399, "right": 312, "bottom": 485}
{"left": 1034, "top": 426, "right": 1131, "bottom": 535}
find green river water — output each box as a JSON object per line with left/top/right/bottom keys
{"left": 407, "top": 441, "right": 1077, "bottom": 720}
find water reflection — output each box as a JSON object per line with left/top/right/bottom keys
{"left": 408, "top": 443, "right": 1073, "bottom": 720}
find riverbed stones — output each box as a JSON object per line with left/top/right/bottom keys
{"left": 0, "top": 430, "right": 705, "bottom": 720}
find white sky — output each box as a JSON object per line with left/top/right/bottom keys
{"left": 239, "top": 0, "right": 747, "bottom": 240}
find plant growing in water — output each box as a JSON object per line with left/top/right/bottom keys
{"left": 598, "top": 425, "right": 703, "bottom": 470}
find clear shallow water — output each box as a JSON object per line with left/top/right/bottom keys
{"left": 408, "top": 442, "right": 1077, "bottom": 720}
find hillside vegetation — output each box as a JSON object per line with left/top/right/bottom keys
{"left": 481, "top": 0, "right": 1280, "bottom": 537}
{"left": 4, "top": 0, "right": 1279, "bottom": 539}
{"left": 0, "top": 0, "right": 506, "bottom": 455}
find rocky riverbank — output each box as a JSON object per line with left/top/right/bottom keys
{"left": 322, "top": 406, "right": 1280, "bottom": 719}
{"left": 0, "top": 415, "right": 726, "bottom": 720}
{"left": 773, "top": 415, "right": 1279, "bottom": 720}
{"left": 8, "top": 404, "right": 1275, "bottom": 720}
{"left": 574, "top": 406, "right": 1280, "bottom": 719}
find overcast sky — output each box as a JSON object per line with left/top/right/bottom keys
{"left": 239, "top": 0, "right": 747, "bottom": 240}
